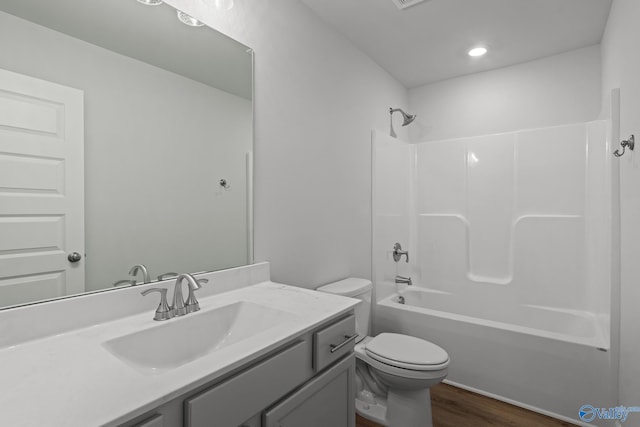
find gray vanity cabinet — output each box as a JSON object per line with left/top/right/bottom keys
{"left": 185, "top": 341, "right": 310, "bottom": 426}
{"left": 120, "top": 313, "right": 356, "bottom": 427}
{"left": 263, "top": 353, "right": 355, "bottom": 427}
{"left": 131, "top": 414, "right": 164, "bottom": 427}
{"left": 238, "top": 414, "right": 262, "bottom": 427}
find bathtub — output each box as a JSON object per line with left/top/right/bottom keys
{"left": 374, "top": 287, "right": 617, "bottom": 426}
{"left": 392, "top": 287, "right": 609, "bottom": 349}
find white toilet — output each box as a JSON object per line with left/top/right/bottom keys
{"left": 317, "top": 278, "right": 449, "bottom": 427}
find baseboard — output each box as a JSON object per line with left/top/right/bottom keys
{"left": 442, "top": 379, "right": 594, "bottom": 427}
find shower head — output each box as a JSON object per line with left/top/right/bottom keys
{"left": 389, "top": 107, "right": 416, "bottom": 137}
{"left": 390, "top": 108, "right": 416, "bottom": 126}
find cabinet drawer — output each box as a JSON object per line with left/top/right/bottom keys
{"left": 131, "top": 414, "right": 163, "bottom": 427}
{"left": 313, "top": 315, "right": 356, "bottom": 372}
{"left": 264, "top": 353, "right": 355, "bottom": 427}
{"left": 185, "top": 341, "right": 309, "bottom": 427}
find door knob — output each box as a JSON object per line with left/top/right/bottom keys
{"left": 67, "top": 252, "right": 82, "bottom": 263}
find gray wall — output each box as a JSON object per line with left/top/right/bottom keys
{"left": 602, "top": 0, "right": 640, "bottom": 409}
{"left": 408, "top": 45, "right": 602, "bottom": 142}
{"left": 167, "top": 0, "right": 410, "bottom": 288}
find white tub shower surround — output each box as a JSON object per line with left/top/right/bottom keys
{"left": 371, "top": 119, "right": 618, "bottom": 424}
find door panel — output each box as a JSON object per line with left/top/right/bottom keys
{"left": 0, "top": 68, "right": 84, "bottom": 308}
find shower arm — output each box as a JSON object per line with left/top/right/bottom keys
{"left": 390, "top": 111, "right": 397, "bottom": 138}
{"left": 389, "top": 107, "right": 416, "bottom": 138}
{"left": 389, "top": 108, "right": 406, "bottom": 115}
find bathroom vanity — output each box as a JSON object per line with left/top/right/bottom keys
{"left": 122, "top": 314, "right": 356, "bottom": 427}
{"left": 0, "top": 263, "right": 358, "bottom": 427}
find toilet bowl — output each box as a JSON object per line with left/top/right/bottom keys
{"left": 317, "top": 278, "right": 449, "bottom": 427}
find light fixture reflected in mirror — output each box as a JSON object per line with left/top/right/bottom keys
{"left": 137, "top": 0, "right": 163, "bottom": 5}
{"left": 136, "top": 0, "right": 206, "bottom": 28}
{"left": 198, "top": 0, "right": 235, "bottom": 10}
{"left": 177, "top": 10, "right": 205, "bottom": 27}
{"left": 214, "top": 0, "right": 234, "bottom": 10}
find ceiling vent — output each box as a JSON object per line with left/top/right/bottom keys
{"left": 391, "top": 0, "right": 427, "bottom": 10}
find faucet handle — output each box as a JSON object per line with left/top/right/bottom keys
{"left": 141, "top": 288, "right": 174, "bottom": 321}
{"left": 392, "top": 242, "right": 409, "bottom": 263}
{"left": 157, "top": 272, "right": 178, "bottom": 281}
{"left": 113, "top": 279, "right": 136, "bottom": 287}
{"left": 185, "top": 278, "right": 207, "bottom": 314}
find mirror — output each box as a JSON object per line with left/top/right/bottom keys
{"left": 0, "top": 0, "right": 253, "bottom": 309}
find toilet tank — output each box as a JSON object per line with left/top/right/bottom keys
{"left": 316, "top": 278, "right": 372, "bottom": 342}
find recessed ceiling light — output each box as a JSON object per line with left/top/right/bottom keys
{"left": 137, "top": 0, "right": 163, "bottom": 5}
{"left": 468, "top": 47, "right": 488, "bottom": 57}
{"left": 177, "top": 10, "right": 205, "bottom": 27}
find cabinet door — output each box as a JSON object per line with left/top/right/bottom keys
{"left": 238, "top": 413, "right": 261, "bottom": 427}
{"left": 185, "top": 341, "right": 309, "bottom": 427}
{"left": 263, "top": 354, "right": 355, "bottom": 427}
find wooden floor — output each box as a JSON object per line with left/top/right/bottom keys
{"left": 355, "top": 383, "right": 577, "bottom": 427}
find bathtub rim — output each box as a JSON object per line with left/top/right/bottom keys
{"left": 378, "top": 291, "right": 610, "bottom": 351}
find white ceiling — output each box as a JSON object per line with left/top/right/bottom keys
{"left": 301, "top": 0, "right": 613, "bottom": 88}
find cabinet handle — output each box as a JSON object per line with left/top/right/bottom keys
{"left": 329, "top": 333, "right": 358, "bottom": 353}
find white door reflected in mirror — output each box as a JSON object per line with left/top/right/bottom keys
{"left": 0, "top": 68, "right": 85, "bottom": 308}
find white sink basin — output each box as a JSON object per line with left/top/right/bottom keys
{"left": 103, "top": 301, "right": 297, "bottom": 372}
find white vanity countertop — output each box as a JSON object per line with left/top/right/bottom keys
{"left": 0, "top": 282, "right": 359, "bottom": 427}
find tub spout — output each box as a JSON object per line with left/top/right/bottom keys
{"left": 395, "top": 275, "right": 412, "bottom": 286}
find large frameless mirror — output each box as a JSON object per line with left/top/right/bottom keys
{"left": 0, "top": 0, "right": 253, "bottom": 309}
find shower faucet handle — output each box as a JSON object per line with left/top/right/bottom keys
{"left": 392, "top": 242, "right": 409, "bottom": 263}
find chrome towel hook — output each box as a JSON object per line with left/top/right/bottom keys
{"left": 614, "top": 135, "right": 635, "bottom": 157}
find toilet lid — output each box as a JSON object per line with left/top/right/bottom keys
{"left": 365, "top": 333, "right": 449, "bottom": 371}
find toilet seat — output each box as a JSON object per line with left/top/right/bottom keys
{"left": 365, "top": 333, "right": 449, "bottom": 371}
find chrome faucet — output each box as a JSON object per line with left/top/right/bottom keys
{"left": 141, "top": 273, "right": 208, "bottom": 321}
{"left": 392, "top": 243, "right": 409, "bottom": 263}
{"left": 172, "top": 274, "right": 207, "bottom": 316}
{"left": 395, "top": 275, "right": 412, "bottom": 286}
{"left": 129, "top": 264, "right": 151, "bottom": 284}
